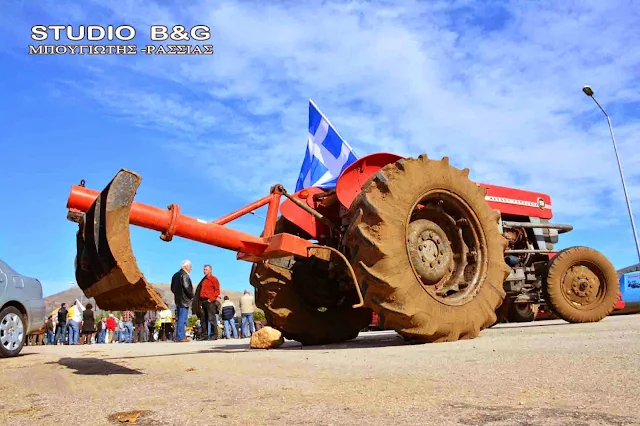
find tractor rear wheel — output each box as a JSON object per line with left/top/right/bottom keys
{"left": 543, "top": 246, "right": 619, "bottom": 323}
{"left": 249, "top": 218, "right": 372, "bottom": 346}
{"left": 343, "top": 155, "right": 511, "bottom": 343}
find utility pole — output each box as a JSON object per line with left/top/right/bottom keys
{"left": 583, "top": 85, "right": 640, "bottom": 262}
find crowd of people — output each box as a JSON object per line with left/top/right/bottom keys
{"left": 38, "top": 261, "right": 259, "bottom": 345}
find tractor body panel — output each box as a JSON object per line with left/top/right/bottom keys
{"left": 481, "top": 183, "right": 553, "bottom": 220}
{"left": 279, "top": 186, "right": 333, "bottom": 240}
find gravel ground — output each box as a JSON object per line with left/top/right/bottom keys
{"left": 1, "top": 315, "right": 639, "bottom": 426}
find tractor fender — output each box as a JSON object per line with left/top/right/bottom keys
{"left": 335, "top": 152, "right": 404, "bottom": 209}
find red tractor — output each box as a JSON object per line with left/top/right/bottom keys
{"left": 65, "top": 152, "right": 620, "bottom": 345}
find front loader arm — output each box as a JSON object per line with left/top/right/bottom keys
{"left": 66, "top": 169, "right": 315, "bottom": 310}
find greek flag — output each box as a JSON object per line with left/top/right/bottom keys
{"left": 295, "top": 99, "right": 358, "bottom": 191}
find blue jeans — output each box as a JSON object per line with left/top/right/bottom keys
{"left": 54, "top": 324, "right": 66, "bottom": 344}
{"left": 241, "top": 313, "right": 255, "bottom": 337}
{"left": 97, "top": 329, "right": 106, "bottom": 343}
{"left": 223, "top": 318, "right": 238, "bottom": 339}
{"left": 124, "top": 321, "right": 134, "bottom": 343}
{"left": 46, "top": 331, "right": 54, "bottom": 344}
{"left": 176, "top": 307, "right": 188, "bottom": 341}
{"left": 67, "top": 320, "right": 79, "bottom": 344}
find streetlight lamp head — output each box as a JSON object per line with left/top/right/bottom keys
{"left": 582, "top": 85, "right": 594, "bottom": 97}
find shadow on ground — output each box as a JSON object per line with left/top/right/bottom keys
{"left": 281, "top": 332, "right": 409, "bottom": 351}
{"left": 491, "top": 322, "right": 569, "bottom": 329}
{"left": 83, "top": 333, "right": 410, "bottom": 360}
{"left": 49, "top": 357, "right": 143, "bottom": 375}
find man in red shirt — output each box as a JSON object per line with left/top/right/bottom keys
{"left": 199, "top": 264, "right": 221, "bottom": 340}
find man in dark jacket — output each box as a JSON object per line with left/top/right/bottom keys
{"left": 55, "top": 303, "right": 67, "bottom": 345}
{"left": 133, "top": 311, "right": 147, "bottom": 343}
{"left": 220, "top": 296, "right": 238, "bottom": 339}
{"left": 171, "top": 260, "right": 194, "bottom": 342}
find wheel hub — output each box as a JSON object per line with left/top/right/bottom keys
{"left": 1, "top": 313, "right": 23, "bottom": 350}
{"left": 564, "top": 266, "right": 599, "bottom": 304}
{"left": 408, "top": 219, "right": 453, "bottom": 285}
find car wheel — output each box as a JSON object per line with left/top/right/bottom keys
{"left": 0, "top": 306, "right": 26, "bottom": 358}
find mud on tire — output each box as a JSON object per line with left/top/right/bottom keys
{"left": 343, "top": 155, "right": 511, "bottom": 343}
{"left": 543, "top": 246, "right": 619, "bottom": 323}
{"left": 249, "top": 218, "right": 372, "bottom": 346}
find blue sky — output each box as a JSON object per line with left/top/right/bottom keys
{"left": 1, "top": 0, "right": 639, "bottom": 297}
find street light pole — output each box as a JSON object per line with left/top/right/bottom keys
{"left": 583, "top": 86, "right": 640, "bottom": 263}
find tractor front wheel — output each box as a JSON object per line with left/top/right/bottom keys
{"left": 249, "top": 217, "right": 372, "bottom": 346}
{"left": 250, "top": 259, "right": 372, "bottom": 345}
{"left": 543, "top": 246, "right": 619, "bottom": 323}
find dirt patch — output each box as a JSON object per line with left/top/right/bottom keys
{"left": 7, "top": 407, "right": 42, "bottom": 416}
{"left": 449, "top": 403, "right": 637, "bottom": 426}
{"left": 107, "top": 410, "right": 149, "bottom": 424}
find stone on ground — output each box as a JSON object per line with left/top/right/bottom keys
{"left": 250, "top": 326, "right": 284, "bottom": 349}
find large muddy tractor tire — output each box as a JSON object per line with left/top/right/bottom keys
{"left": 249, "top": 218, "right": 372, "bottom": 346}
{"left": 343, "top": 155, "right": 511, "bottom": 343}
{"left": 543, "top": 246, "right": 619, "bottom": 323}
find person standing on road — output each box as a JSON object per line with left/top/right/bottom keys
{"left": 117, "top": 315, "right": 125, "bottom": 343}
{"left": 55, "top": 303, "right": 67, "bottom": 345}
{"left": 239, "top": 289, "right": 256, "bottom": 338}
{"left": 133, "top": 311, "right": 147, "bottom": 343}
{"left": 158, "top": 308, "right": 173, "bottom": 341}
{"left": 106, "top": 314, "right": 116, "bottom": 343}
{"left": 221, "top": 296, "right": 238, "bottom": 339}
{"left": 145, "top": 311, "right": 157, "bottom": 342}
{"left": 45, "top": 315, "right": 55, "bottom": 345}
{"left": 171, "top": 259, "right": 194, "bottom": 342}
{"left": 198, "top": 264, "right": 221, "bottom": 340}
{"left": 122, "top": 310, "right": 134, "bottom": 343}
{"left": 81, "top": 303, "right": 95, "bottom": 344}
{"left": 95, "top": 316, "right": 105, "bottom": 343}
{"left": 67, "top": 301, "right": 82, "bottom": 345}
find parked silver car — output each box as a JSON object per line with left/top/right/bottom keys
{"left": 0, "top": 259, "right": 46, "bottom": 357}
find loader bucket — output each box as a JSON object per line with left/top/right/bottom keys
{"left": 74, "top": 170, "right": 168, "bottom": 311}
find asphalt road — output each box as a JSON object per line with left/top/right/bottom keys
{"left": 1, "top": 315, "right": 639, "bottom": 426}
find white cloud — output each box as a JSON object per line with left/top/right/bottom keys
{"left": 7, "top": 0, "right": 640, "bottom": 263}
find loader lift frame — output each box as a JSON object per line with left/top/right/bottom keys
{"left": 66, "top": 169, "right": 359, "bottom": 311}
